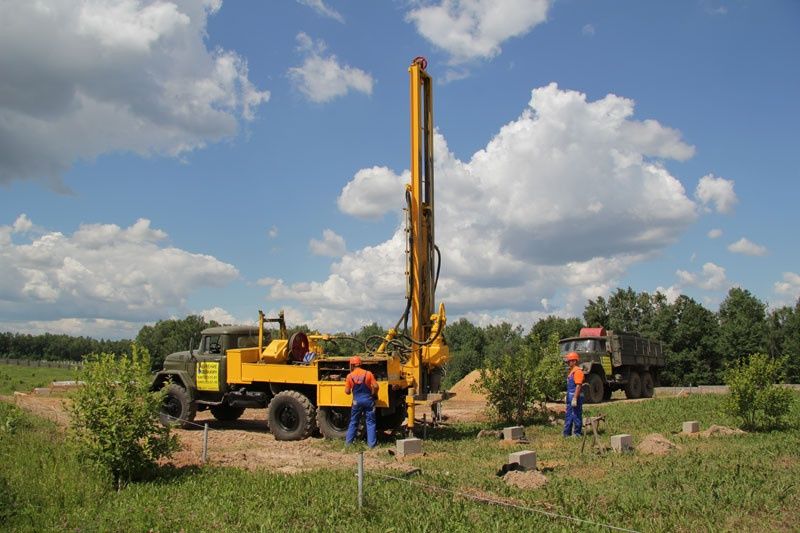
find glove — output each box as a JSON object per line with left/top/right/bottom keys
{"left": 570, "top": 397, "right": 578, "bottom": 408}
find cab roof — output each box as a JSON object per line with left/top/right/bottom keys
{"left": 201, "top": 325, "right": 260, "bottom": 336}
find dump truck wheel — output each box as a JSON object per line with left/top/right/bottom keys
{"left": 602, "top": 384, "right": 612, "bottom": 401}
{"left": 317, "top": 406, "right": 353, "bottom": 440}
{"left": 624, "top": 371, "right": 642, "bottom": 399}
{"left": 210, "top": 404, "right": 245, "bottom": 422}
{"left": 159, "top": 383, "right": 196, "bottom": 428}
{"left": 268, "top": 391, "right": 316, "bottom": 441}
{"left": 585, "top": 373, "right": 605, "bottom": 404}
{"left": 641, "top": 372, "right": 655, "bottom": 398}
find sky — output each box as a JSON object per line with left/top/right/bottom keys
{"left": 1, "top": 0, "right": 799, "bottom": 340}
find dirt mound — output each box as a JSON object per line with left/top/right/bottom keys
{"left": 503, "top": 470, "right": 548, "bottom": 490}
{"left": 448, "top": 370, "right": 486, "bottom": 402}
{"left": 701, "top": 425, "right": 746, "bottom": 437}
{"left": 636, "top": 433, "right": 679, "bottom": 456}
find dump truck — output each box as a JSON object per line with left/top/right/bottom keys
{"left": 153, "top": 57, "right": 449, "bottom": 440}
{"left": 558, "top": 327, "right": 665, "bottom": 403}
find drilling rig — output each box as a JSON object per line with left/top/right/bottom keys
{"left": 154, "top": 57, "right": 449, "bottom": 440}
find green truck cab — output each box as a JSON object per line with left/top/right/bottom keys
{"left": 558, "top": 327, "right": 665, "bottom": 403}
{"left": 152, "top": 325, "right": 271, "bottom": 427}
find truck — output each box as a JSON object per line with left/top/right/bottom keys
{"left": 153, "top": 57, "right": 449, "bottom": 440}
{"left": 558, "top": 327, "right": 665, "bottom": 403}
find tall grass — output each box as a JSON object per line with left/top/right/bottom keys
{"left": 1, "top": 393, "right": 798, "bottom": 532}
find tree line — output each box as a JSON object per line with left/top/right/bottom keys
{"left": 2, "top": 286, "right": 798, "bottom": 385}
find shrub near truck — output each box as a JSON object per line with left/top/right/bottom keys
{"left": 559, "top": 327, "right": 665, "bottom": 403}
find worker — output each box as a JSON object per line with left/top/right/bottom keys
{"left": 563, "top": 351, "right": 584, "bottom": 437}
{"left": 344, "top": 355, "right": 379, "bottom": 448}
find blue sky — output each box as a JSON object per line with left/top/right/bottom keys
{"left": 1, "top": 0, "right": 798, "bottom": 339}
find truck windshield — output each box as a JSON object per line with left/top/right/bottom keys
{"left": 559, "top": 339, "right": 603, "bottom": 353}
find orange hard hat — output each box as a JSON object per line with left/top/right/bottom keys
{"left": 350, "top": 356, "right": 362, "bottom": 366}
{"left": 565, "top": 352, "right": 580, "bottom": 362}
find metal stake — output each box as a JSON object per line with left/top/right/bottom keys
{"left": 202, "top": 423, "right": 209, "bottom": 464}
{"left": 357, "top": 452, "right": 364, "bottom": 509}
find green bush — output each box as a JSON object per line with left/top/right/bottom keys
{"left": 68, "top": 344, "right": 178, "bottom": 488}
{"left": 723, "top": 353, "right": 795, "bottom": 430}
{"left": 474, "top": 334, "right": 564, "bottom": 425}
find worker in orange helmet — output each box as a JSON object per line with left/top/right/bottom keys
{"left": 344, "top": 355, "right": 379, "bottom": 448}
{"left": 563, "top": 352, "right": 585, "bottom": 437}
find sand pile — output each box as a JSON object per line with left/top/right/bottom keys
{"left": 700, "top": 425, "right": 746, "bottom": 437}
{"left": 503, "top": 470, "right": 548, "bottom": 490}
{"left": 448, "top": 370, "right": 487, "bottom": 402}
{"left": 636, "top": 433, "right": 679, "bottom": 456}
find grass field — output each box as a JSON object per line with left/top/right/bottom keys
{"left": 0, "top": 363, "right": 77, "bottom": 395}
{"left": 1, "top": 384, "right": 799, "bottom": 532}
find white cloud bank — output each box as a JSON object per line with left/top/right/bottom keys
{"left": 266, "top": 84, "right": 704, "bottom": 331}
{"left": 676, "top": 262, "right": 728, "bottom": 291}
{"left": 288, "top": 33, "right": 374, "bottom": 103}
{"left": 0, "top": 214, "right": 238, "bottom": 333}
{"left": 0, "top": 0, "right": 269, "bottom": 189}
{"left": 695, "top": 174, "right": 737, "bottom": 214}
{"left": 406, "top": 0, "right": 550, "bottom": 64}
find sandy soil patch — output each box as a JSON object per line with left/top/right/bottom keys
{"left": 636, "top": 433, "right": 679, "bottom": 456}
{"left": 503, "top": 470, "right": 548, "bottom": 490}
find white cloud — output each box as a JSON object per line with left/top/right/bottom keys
{"left": 337, "top": 166, "right": 407, "bottom": 219}
{"left": 695, "top": 174, "right": 737, "bottom": 214}
{"left": 676, "top": 262, "right": 727, "bottom": 291}
{"left": 309, "top": 229, "right": 346, "bottom": 257}
{"left": 654, "top": 285, "right": 681, "bottom": 304}
{"left": 707, "top": 228, "right": 722, "bottom": 239}
{"left": 296, "top": 0, "right": 344, "bottom": 23}
{"left": 288, "top": 33, "right": 373, "bottom": 103}
{"left": 728, "top": 237, "right": 767, "bottom": 256}
{"left": 268, "top": 84, "right": 701, "bottom": 331}
{"left": 582, "top": 24, "right": 595, "bottom": 36}
{"left": 199, "top": 306, "right": 236, "bottom": 325}
{"left": 267, "top": 225, "right": 279, "bottom": 239}
{"left": 0, "top": 0, "right": 269, "bottom": 189}
{"left": 774, "top": 272, "right": 800, "bottom": 302}
{"left": 406, "top": 0, "right": 550, "bottom": 64}
{"left": 0, "top": 215, "right": 238, "bottom": 328}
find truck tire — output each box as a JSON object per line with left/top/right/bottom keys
{"left": 585, "top": 373, "right": 605, "bottom": 404}
{"left": 602, "top": 384, "right": 612, "bottom": 402}
{"left": 641, "top": 372, "right": 655, "bottom": 398}
{"left": 316, "top": 406, "right": 352, "bottom": 440}
{"left": 210, "top": 404, "right": 245, "bottom": 422}
{"left": 160, "top": 383, "right": 196, "bottom": 428}
{"left": 624, "top": 371, "right": 642, "bottom": 399}
{"left": 267, "top": 391, "right": 316, "bottom": 441}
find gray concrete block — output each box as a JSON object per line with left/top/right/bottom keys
{"left": 610, "top": 434, "right": 633, "bottom": 453}
{"left": 503, "top": 426, "right": 525, "bottom": 441}
{"left": 682, "top": 421, "right": 700, "bottom": 434}
{"left": 508, "top": 450, "right": 537, "bottom": 470}
{"left": 33, "top": 387, "right": 51, "bottom": 396}
{"left": 396, "top": 438, "right": 423, "bottom": 457}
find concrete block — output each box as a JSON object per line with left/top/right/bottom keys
{"left": 682, "top": 421, "right": 700, "bottom": 434}
{"left": 396, "top": 438, "right": 423, "bottom": 457}
{"left": 610, "top": 434, "right": 633, "bottom": 453}
{"left": 33, "top": 387, "right": 51, "bottom": 396}
{"left": 503, "top": 426, "right": 525, "bottom": 441}
{"left": 508, "top": 450, "right": 537, "bottom": 471}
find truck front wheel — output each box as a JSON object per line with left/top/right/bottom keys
{"left": 585, "top": 373, "right": 605, "bottom": 404}
{"left": 267, "top": 391, "right": 316, "bottom": 441}
{"left": 159, "top": 383, "right": 196, "bottom": 428}
{"left": 624, "top": 371, "right": 642, "bottom": 399}
{"left": 641, "top": 372, "right": 655, "bottom": 398}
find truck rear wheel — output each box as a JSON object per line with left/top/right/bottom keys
{"left": 624, "top": 371, "right": 642, "bottom": 399}
{"left": 641, "top": 372, "right": 655, "bottom": 398}
{"left": 316, "top": 406, "right": 352, "bottom": 440}
{"left": 159, "top": 383, "right": 196, "bottom": 428}
{"left": 585, "top": 373, "right": 605, "bottom": 404}
{"left": 210, "top": 404, "right": 245, "bottom": 422}
{"left": 267, "top": 391, "right": 316, "bottom": 441}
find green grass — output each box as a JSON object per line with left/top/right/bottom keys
{"left": 1, "top": 394, "right": 799, "bottom": 532}
{"left": 0, "top": 363, "right": 78, "bottom": 395}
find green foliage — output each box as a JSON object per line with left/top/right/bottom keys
{"left": 660, "top": 295, "right": 722, "bottom": 386}
{"left": 526, "top": 315, "right": 582, "bottom": 344}
{"left": 136, "top": 314, "right": 218, "bottom": 370}
{"left": 0, "top": 331, "right": 131, "bottom": 362}
{"left": 68, "top": 345, "right": 178, "bottom": 487}
{"left": 767, "top": 299, "right": 800, "bottom": 383}
{"left": 443, "top": 318, "right": 485, "bottom": 388}
{"left": 718, "top": 288, "right": 767, "bottom": 364}
{"left": 474, "top": 334, "right": 563, "bottom": 424}
{"left": 723, "top": 353, "right": 795, "bottom": 430}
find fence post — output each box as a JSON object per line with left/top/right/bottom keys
{"left": 202, "top": 423, "right": 209, "bottom": 464}
{"left": 357, "top": 451, "right": 364, "bottom": 509}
